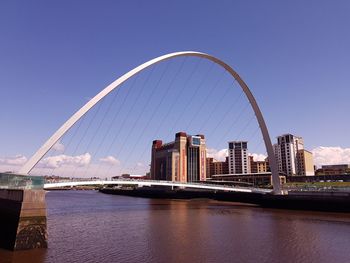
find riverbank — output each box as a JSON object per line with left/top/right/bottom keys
{"left": 47, "top": 185, "right": 99, "bottom": 190}
{"left": 100, "top": 187, "right": 350, "bottom": 212}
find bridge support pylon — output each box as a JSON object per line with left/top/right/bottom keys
{"left": 0, "top": 188, "right": 47, "bottom": 250}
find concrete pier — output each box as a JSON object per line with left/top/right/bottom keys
{"left": 0, "top": 189, "right": 47, "bottom": 250}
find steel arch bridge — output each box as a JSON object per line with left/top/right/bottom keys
{"left": 20, "top": 51, "right": 281, "bottom": 194}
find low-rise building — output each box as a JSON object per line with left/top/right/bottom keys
{"left": 249, "top": 156, "right": 270, "bottom": 173}
{"left": 315, "top": 164, "right": 350, "bottom": 176}
{"left": 206, "top": 157, "right": 229, "bottom": 178}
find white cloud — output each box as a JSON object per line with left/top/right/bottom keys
{"left": 136, "top": 162, "right": 144, "bottom": 167}
{"left": 207, "top": 148, "right": 227, "bottom": 161}
{"left": 39, "top": 153, "right": 91, "bottom": 169}
{"left": 207, "top": 148, "right": 268, "bottom": 163}
{"left": 206, "top": 146, "right": 350, "bottom": 166}
{"left": 52, "top": 141, "right": 65, "bottom": 152}
{"left": 99, "top": 156, "right": 120, "bottom": 166}
{"left": 248, "top": 153, "right": 267, "bottom": 162}
{"left": 0, "top": 155, "right": 27, "bottom": 166}
{"left": 312, "top": 146, "right": 350, "bottom": 167}
{"left": 128, "top": 162, "right": 149, "bottom": 176}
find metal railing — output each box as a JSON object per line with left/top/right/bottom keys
{"left": 283, "top": 185, "right": 350, "bottom": 193}
{"left": 44, "top": 178, "right": 273, "bottom": 193}
{"left": 0, "top": 173, "right": 44, "bottom": 190}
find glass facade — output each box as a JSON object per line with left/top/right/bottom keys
{"left": 187, "top": 147, "right": 199, "bottom": 182}
{"left": 0, "top": 173, "right": 44, "bottom": 190}
{"left": 191, "top": 136, "right": 201, "bottom": 147}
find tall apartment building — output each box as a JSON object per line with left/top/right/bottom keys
{"left": 228, "top": 141, "right": 249, "bottom": 174}
{"left": 274, "top": 134, "right": 314, "bottom": 176}
{"left": 151, "top": 132, "right": 207, "bottom": 182}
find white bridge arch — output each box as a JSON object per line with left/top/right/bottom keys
{"left": 20, "top": 51, "right": 281, "bottom": 194}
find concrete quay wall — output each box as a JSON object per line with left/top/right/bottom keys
{"left": 100, "top": 187, "right": 350, "bottom": 213}
{"left": 0, "top": 189, "right": 47, "bottom": 250}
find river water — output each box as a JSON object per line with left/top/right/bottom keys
{"left": 1, "top": 190, "right": 350, "bottom": 263}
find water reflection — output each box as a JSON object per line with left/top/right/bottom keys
{"left": 0, "top": 248, "right": 46, "bottom": 263}
{"left": 1, "top": 191, "right": 349, "bottom": 263}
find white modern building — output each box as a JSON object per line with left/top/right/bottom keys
{"left": 228, "top": 141, "right": 249, "bottom": 174}
{"left": 274, "top": 134, "right": 314, "bottom": 176}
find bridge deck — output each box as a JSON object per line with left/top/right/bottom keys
{"left": 44, "top": 180, "right": 272, "bottom": 194}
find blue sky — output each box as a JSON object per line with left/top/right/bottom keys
{"left": 1, "top": 0, "right": 349, "bottom": 175}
